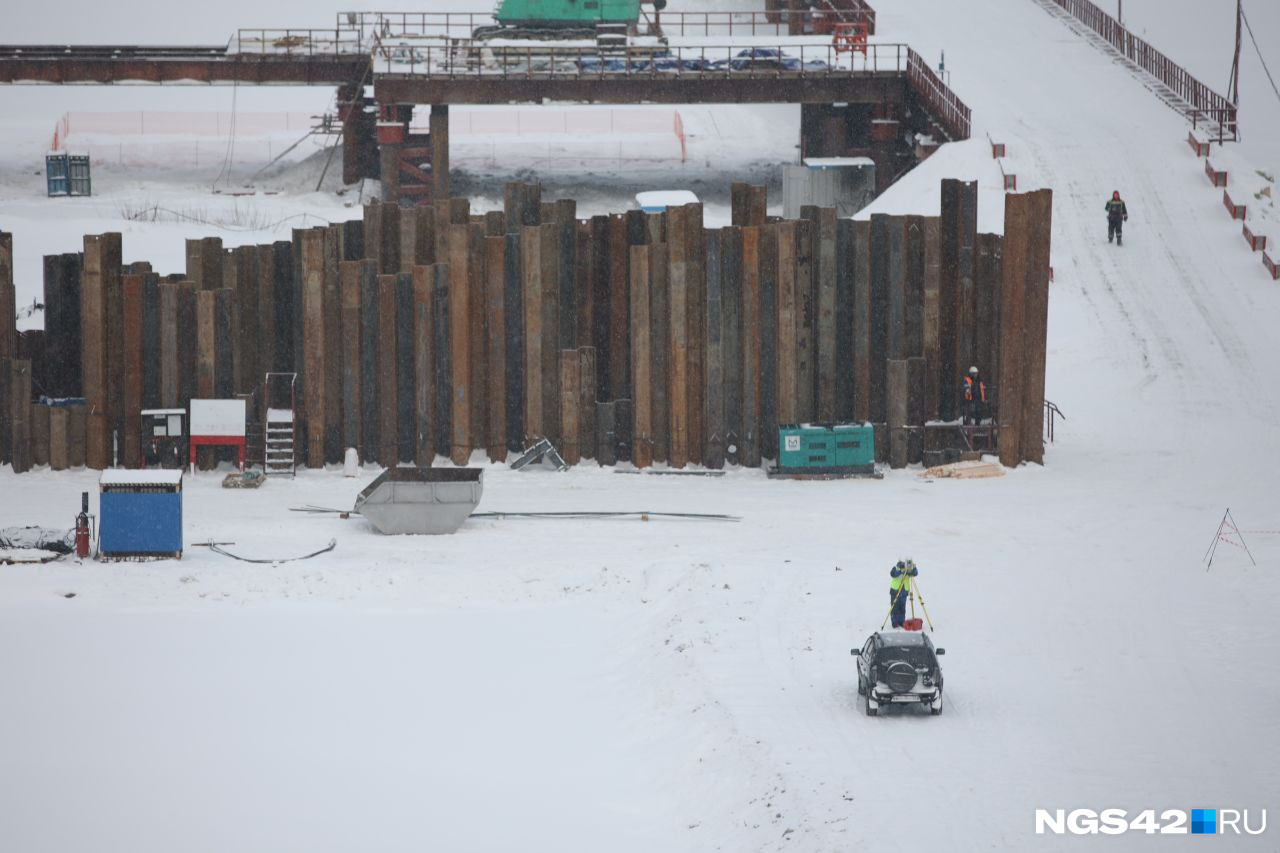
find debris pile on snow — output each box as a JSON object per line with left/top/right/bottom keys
{"left": 0, "top": 526, "right": 74, "bottom": 564}
{"left": 921, "top": 460, "right": 1005, "bottom": 479}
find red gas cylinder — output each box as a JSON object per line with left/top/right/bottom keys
{"left": 74, "top": 491, "right": 90, "bottom": 559}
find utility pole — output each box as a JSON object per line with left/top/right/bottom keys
{"left": 1228, "top": 0, "right": 1242, "bottom": 105}
{"left": 1117, "top": 0, "right": 1123, "bottom": 26}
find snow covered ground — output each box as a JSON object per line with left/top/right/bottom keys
{"left": 2, "top": 0, "right": 1280, "bottom": 850}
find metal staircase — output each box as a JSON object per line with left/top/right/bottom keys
{"left": 263, "top": 372, "right": 298, "bottom": 477}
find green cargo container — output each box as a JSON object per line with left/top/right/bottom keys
{"left": 495, "top": 0, "right": 642, "bottom": 26}
{"left": 778, "top": 423, "right": 874, "bottom": 473}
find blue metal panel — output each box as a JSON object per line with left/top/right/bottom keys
{"left": 100, "top": 491, "right": 183, "bottom": 556}
{"left": 68, "top": 155, "right": 92, "bottom": 196}
{"left": 46, "top": 154, "right": 69, "bottom": 197}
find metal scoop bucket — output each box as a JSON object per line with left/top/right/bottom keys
{"left": 354, "top": 467, "right": 484, "bottom": 535}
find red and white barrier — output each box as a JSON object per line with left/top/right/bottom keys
{"left": 1243, "top": 223, "right": 1267, "bottom": 252}
{"left": 1223, "top": 190, "right": 1246, "bottom": 220}
{"left": 1204, "top": 159, "right": 1227, "bottom": 187}
{"left": 1263, "top": 251, "right": 1280, "bottom": 281}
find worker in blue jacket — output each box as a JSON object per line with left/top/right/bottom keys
{"left": 889, "top": 559, "right": 918, "bottom": 628}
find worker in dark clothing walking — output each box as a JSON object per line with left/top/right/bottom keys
{"left": 1106, "top": 191, "right": 1128, "bottom": 245}
{"left": 889, "top": 559, "right": 918, "bottom": 629}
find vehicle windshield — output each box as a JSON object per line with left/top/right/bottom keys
{"left": 878, "top": 646, "right": 935, "bottom": 668}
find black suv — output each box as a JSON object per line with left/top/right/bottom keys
{"left": 851, "top": 631, "right": 945, "bottom": 716}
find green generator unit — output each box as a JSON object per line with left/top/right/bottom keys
{"left": 495, "top": 0, "right": 641, "bottom": 26}
{"left": 777, "top": 423, "right": 875, "bottom": 475}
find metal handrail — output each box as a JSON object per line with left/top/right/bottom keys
{"left": 232, "top": 28, "right": 365, "bottom": 57}
{"left": 374, "top": 41, "right": 910, "bottom": 78}
{"left": 648, "top": 8, "right": 876, "bottom": 37}
{"left": 1044, "top": 0, "right": 1237, "bottom": 141}
{"left": 338, "top": 9, "right": 876, "bottom": 40}
{"left": 337, "top": 12, "right": 490, "bottom": 43}
{"left": 367, "top": 40, "right": 970, "bottom": 141}
{"left": 1044, "top": 399, "right": 1065, "bottom": 443}
{"left": 906, "top": 47, "right": 971, "bottom": 140}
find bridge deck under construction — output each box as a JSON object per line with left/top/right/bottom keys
{"left": 0, "top": 16, "right": 972, "bottom": 202}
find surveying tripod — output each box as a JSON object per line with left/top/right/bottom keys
{"left": 880, "top": 572, "right": 935, "bottom": 631}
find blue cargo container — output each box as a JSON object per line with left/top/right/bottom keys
{"left": 99, "top": 470, "right": 183, "bottom": 559}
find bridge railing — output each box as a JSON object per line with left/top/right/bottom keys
{"left": 641, "top": 8, "right": 875, "bottom": 37}
{"left": 232, "top": 28, "right": 364, "bottom": 56}
{"left": 374, "top": 41, "right": 910, "bottom": 78}
{"left": 336, "top": 12, "right": 491, "bottom": 43}
{"left": 906, "top": 47, "right": 971, "bottom": 141}
{"left": 371, "top": 40, "right": 971, "bottom": 141}
{"left": 1044, "top": 0, "right": 1237, "bottom": 141}
{"left": 336, "top": 8, "right": 875, "bottom": 41}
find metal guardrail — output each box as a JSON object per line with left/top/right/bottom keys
{"left": 906, "top": 47, "right": 970, "bottom": 140}
{"left": 337, "top": 12, "right": 489, "bottom": 43}
{"left": 338, "top": 9, "right": 876, "bottom": 41}
{"left": 368, "top": 39, "right": 970, "bottom": 141}
{"left": 1044, "top": 0, "right": 1237, "bottom": 141}
{"left": 374, "top": 41, "right": 908, "bottom": 79}
{"left": 1044, "top": 399, "right": 1065, "bottom": 442}
{"left": 643, "top": 8, "right": 875, "bottom": 37}
{"left": 232, "top": 28, "right": 365, "bottom": 57}
{"left": 0, "top": 45, "right": 228, "bottom": 58}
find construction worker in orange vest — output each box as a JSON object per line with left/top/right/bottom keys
{"left": 961, "top": 366, "right": 987, "bottom": 425}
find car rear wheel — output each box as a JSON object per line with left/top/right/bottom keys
{"left": 865, "top": 691, "right": 878, "bottom": 717}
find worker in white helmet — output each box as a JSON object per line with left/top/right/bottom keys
{"left": 961, "top": 366, "right": 988, "bottom": 425}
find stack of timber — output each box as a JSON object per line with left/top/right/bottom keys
{"left": 0, "top": 181, "right": 1052, "bottom": 473}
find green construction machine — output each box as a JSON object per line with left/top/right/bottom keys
{"left": 473, "top": 0, "right": 652, "bottom": 40}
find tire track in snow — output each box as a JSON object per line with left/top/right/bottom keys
{"left": 1021, "top": 137, "right": 1165, "bottom": 380}
{"left": 645, "top": 557, "right": 822, "bottom": 851}
{"left": 1020, "top": 0, "right": 1259, "bottom": 411}
{"left": 1127, "top": 162, "right": 1259, "bottom": 410}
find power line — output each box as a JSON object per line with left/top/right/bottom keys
{"left": 212, "top": 79, "right": 240, "bottom": 190}
{"left": 1241, "top": 4, "right": 1280, "bottom": 109}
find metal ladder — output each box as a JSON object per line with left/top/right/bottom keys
{"left": 263, "top": 372, "right": 298, "bottom": 477}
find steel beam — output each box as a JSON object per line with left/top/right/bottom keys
{"left": 375, "top": 75, "right": 906, "bottom": 106}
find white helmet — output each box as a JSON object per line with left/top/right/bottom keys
{"left": 969, "top": 366, "right": 979, "bottom": 374}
